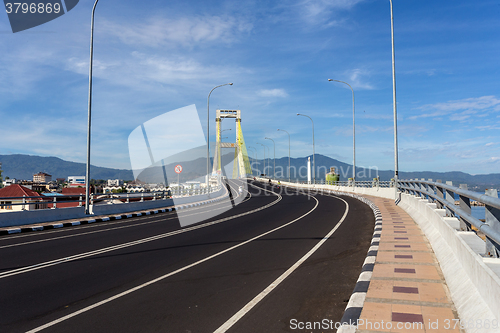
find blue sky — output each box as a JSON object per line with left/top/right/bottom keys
{"left": 1, "top": 0, "right": 499, "bottom": 174}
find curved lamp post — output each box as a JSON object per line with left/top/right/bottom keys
{"left": 277, "top": 129, "right": 290, "bottom": 182}
{"left": 85, "top": 0, "right": 100, "bottom": 215}
{"left": 264, "top": 137, "right": 275, "bottom": 179}
{"left": 328, "top": 79, "right": 355, "bottom": 187}
{"left": 296, "top": 113, "right": 315, "bottom": 183}
{"left": 207, "top": 83, "right": 233, "bottom": 188}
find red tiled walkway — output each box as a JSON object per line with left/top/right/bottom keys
{"left": 357, "top": 196, "right": 463, "bottom": 333}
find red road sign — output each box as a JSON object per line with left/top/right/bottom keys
{"left": 174, "top": 164, "right": 183, "bottom": 174}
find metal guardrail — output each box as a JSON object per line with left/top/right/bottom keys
{"left": 281, "top": 179, "right": 394, "bottom": 188}
{"left": 0, "top": 186, "right": 220, "bottom": 211}
{"left": 398, "top": 179, "right": 500, "bottom": 258}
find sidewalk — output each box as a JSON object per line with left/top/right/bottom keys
{"left": 357, "top": 196, "right": 463, "bottom": 333}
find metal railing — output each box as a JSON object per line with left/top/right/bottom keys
{"left": 281, "top": 179, "right": 394, "bottom": 188}
{"left": 0, "top": 186, "right": 220, "bottom": 211}
{"left": 398, "top": 179, "right": 500, "bottom": 258}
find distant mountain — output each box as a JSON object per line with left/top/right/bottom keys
{"left": 1, "top": 153, "right": 499, "bottom": 191}
{"left": 253, "top": 155, "right": 500, "bottom": 191}
{"left": 0, "top": 154, "right": 134, "bottom": 181}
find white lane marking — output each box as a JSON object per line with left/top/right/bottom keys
{"left": 25, "top": 187, "right": 313, "bottom": 333}
{"left": 0, "top": 197, "right": 240, "bottom": 250}
{"left": 214, "top": 195, "right": 349, "bottom": 333}
{"left": 0, "top": 181, "right": 252, "bottom": 249}
{"left": 0, "top": 184, "right": 279, "bottom": 279}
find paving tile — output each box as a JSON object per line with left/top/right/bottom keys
{"left": 356, "top": 195, "right": 461, "bottom": 333}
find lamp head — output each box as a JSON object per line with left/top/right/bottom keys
{"left": 296, "top": 113, "right": 300, "bottom": 116}
{"left": 328, "top": 79, "right": 333, "bottom": 81}
{"left": 229, "top": 83, "right": 233, "bottom": 85}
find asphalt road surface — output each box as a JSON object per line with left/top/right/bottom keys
{"left": 0, "top": 180, "right": 374, "bottom": 333}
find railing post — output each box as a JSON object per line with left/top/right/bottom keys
{"left": 445, "top": 181, "right": 455, "bottom": 217}
{"left": 426, "top": 179, "right": 435, "bottom": 203}
{"left": 79, "top": 194, "right": 83, "bottom": 207}
{"left": 53, "top": 196, "right": 57, "bottom": 209}
{"left": 435, "top": 180, "right": 444, "bottom": 209}
{"left": 484, "top": 189, "right": 500, "bottom": 258}
{"left": 127, "top": 193, "right": 130, "bottom": 203}
{"left": 420, "top": 178, "right": 427, "bottom": 199}
{"left": 141, "top": 192, "right": 144, "bottom": 202}
{"left": 22, "top": 195, "right": 26, "bottom": 210}
{"left": 459, "top": 184, "right": 471, "bottom": 231}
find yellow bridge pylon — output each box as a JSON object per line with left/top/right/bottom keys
{"left": 212, "top": 110, "right": 252, "bottom": 178}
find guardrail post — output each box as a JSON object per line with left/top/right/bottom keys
{"left": 53, "top": 196, "right": 57, "bottom": 209}
{"left": 126, "top": 193, "right": 130, "bottom": 203}
{"left": 79, "top": 194, "right": 83, "bottom": 207}
{"left": 435, "top": 180, "right": 444, "bottom": 209}
{"left": 22, "top": 195, "right": 26, "bottom": 210}
{"left": 420, "top": 178, "right": 427, "bottom": 199}
{"left": 141, "top": 192, "right": 144, "bottom": 202}
{"left": 459, "top": 184, "right": 472, "bottom": 230}
{"left": 445, "top": 181, "right": 455, "bottom": 217}
{"left": 484, "top": 189, "right": 500, "bottom": 258}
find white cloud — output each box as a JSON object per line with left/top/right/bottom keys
{"left": 101, "top": 15, "right": 253, "bottom": 48}
{"left": 257, "top": 88, "right": 289, "bottom": 98}
{"left": 410, "top": 96, "right": 500, "bottom": 120}
{"left": 331, "top": 68, "right": 374, "bottom": 90}
{"left": 297, "top": 0, "right": 365, "bottom": 25}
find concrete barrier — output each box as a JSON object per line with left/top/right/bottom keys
{"left": 0, "top": 206, "right": 87, "bottom": 227}
{"left": 0, "top": 187, "right": 226, "bottom": 228}
{"left": 273, "top": 180, "right": 396, "bottom": 199}
{"left": 398, "top": 193, "right": 500, "bottom": 333}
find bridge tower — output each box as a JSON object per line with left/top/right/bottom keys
{"left": 212, "top": 110, "right": 251, "bottom": 178}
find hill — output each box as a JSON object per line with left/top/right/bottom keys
{"left": 1, "top": 153, "right": 499, "bottom": 191}
{"left": 0, "top": 154, "right": 133, "bottom": 181}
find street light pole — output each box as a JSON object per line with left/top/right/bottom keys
{"left": 297, "top": 113, "right": 315, "bottom": 183}
{"left": 257, "top": 143, "right": 266, "bottom": 176}
{"left": 248, "top": 146, "right": 257, "bottom": 176}
{"left": 328, "top": 79, "right": 355, "bottom": 188}
{"left": 277, "top": 129, "right": 290, "bottom": 182}
{"left": 264, "top": 137, "right": 275, "bottom": 179}
{"left": 390, "top": 0, "right": 399, "bottom": 199}
{"left": 85, "top": 0, "right": 100, "bottom": 215}
{"left": 207, "top": 83, "right": 233, "bottom": 188}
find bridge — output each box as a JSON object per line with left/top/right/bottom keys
{"left": 1, "top": 107, "right": 499, "bottom": 333}
{"left": 0, "top": 175, "right": 499, "bottom": 332}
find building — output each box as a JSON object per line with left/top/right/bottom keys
{"left": 68, "top": 176, "right": 85, "bottom": 187}
{"left": 0, "top": 162, "right": 3, "bottom": 188}
{"left": 3, "top": 178, "right": 16, "bottom": 187}
{"left": 33, "top": 172, "right": 52, "bottom": 183}
{"left": 107, "top": 179, "right": 124, "bottom": 187}
{"left": 0, "top": 184, "right": 47, "bottom": 212}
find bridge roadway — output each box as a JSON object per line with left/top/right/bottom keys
{"left": 0, "top": 180, "right": 374, "bottom": 333}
